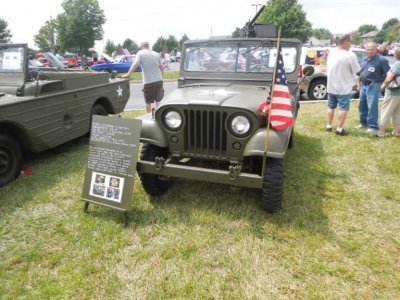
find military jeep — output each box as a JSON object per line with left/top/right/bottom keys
{"left": 136, "top": 37, "right": 303, "bottom": 212}
{"left": 0, "top": 44, "right": 130, "bottom": 187}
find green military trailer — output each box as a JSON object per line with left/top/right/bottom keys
{"left": 0, "top": 43, "right": 130, "bottom": 187}
{"left": 135, "top": 36, "right": 305, "bottom": 212}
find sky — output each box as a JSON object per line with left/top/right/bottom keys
{"left": 1, "top": 0, "right": 399, "bottom": 50}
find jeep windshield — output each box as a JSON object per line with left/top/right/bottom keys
{"left": 183, "top": 43, "right": 297, "bottom": 74}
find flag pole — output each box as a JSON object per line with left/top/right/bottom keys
{"left": 261, "top": 26, "right": 282, "bottom": 177}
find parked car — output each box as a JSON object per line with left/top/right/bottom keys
{"left": 63, "top": 53, "right": 79, "bottom": 67}
{"left": 135, "top": 37, "right": 305, "bottom": 212}
{"left": 91, "top": 54, "right": 142, "bottom": 73}
{"left": 0, "top": 43, "right": 130, "bottom": 187}
{"left": 299, "top": 46, "right": 366, "bottom": 100}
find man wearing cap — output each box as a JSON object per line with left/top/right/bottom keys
{"left": 124, "top": 42, "right": 164, "bottom": 113}
{"left": 356, "top": 42, "right": 390, "bottom": 134}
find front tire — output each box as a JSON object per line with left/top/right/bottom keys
{"left": 261, "top": 158, "right": 284, "bottom": 213}
{"left": 308, "top": 79, "right": 327, "bottom": 100}
{"left": 0, "top": 135, "right": 23, "bottom": 187}
{"left": 139, "top": 143, "right": 173, "bottom": 196}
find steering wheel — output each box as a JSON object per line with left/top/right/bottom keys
{"left": 250, "top": 64, "right": 268, "bottom": 72}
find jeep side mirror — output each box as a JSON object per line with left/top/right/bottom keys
{"left": 303, "top": 65, "right": 314, "bottom": 77}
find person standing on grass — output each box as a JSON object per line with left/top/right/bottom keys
{"left": 377, "top": 48, "right": 400, "bottom": 138}
{"left": 356, "top": 42, "right": 390, "bottom": 134}
{"left": 326, "top": 34, "right": 361, "bottom": 136}
{"left": 124, "top": 42, "right": 165, "bottom": 113}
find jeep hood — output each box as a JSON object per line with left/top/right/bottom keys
{"left": 161, "top": 84, "right": 272, "bottom": 112}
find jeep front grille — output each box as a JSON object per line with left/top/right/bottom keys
{"left": 183, "top": 109, "right": 228, "bottom": 158}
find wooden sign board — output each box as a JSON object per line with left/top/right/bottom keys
{"left": 82, "top": 115, "right": 141, "bottom": 215}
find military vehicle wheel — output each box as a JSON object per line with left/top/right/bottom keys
{"left": 91, "top": 104, "right": 108, "bottom": 116}
{"left": 308, "top": 79, "right": 327, "bottom": 100}
{"left": 0, "top": 135, "right": 23, "bottom": 187}
{"left": 261, "top": 158, "right": 284, "bottom": 213}
{"left": 139, "top": 143, "right": 173, "bottom": 196}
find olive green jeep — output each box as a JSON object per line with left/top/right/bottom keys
{"left": 0, "top": 44, "right": 130, "bottom": 187}
{"left": 136, "top": 38, "right": 303, "bottom": 212}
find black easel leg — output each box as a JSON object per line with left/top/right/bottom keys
{"left": 84, "top": 202, "right": 89, "bottom": 213}
{"left": 124, "top": 212, "right": 129, "bottom": 228}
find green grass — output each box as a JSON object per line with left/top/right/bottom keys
{"left": 1, "top": 102, "right": 400, "bottom": 299}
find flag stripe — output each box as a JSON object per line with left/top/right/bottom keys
{"left": 270, "top": 109, "right": 293, "bottom": 117}
{"left": 269, "top": 45, "right": 293, "bottom": 131}
{"left": 271, "top": 104, "right": 292, "bottom": 111}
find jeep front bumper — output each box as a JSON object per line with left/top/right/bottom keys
{"left": 137, "top": 160, "right": 263, "bottom": 189}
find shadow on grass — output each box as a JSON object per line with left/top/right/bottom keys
{"left": 0, "top": 138, "right": 88, "bottom": 216}
{"left": 129, "top": 133, "right": 334, "bottom": 237}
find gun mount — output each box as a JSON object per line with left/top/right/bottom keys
{"left": 241, "top": 5, "right": 277, "bottom": 38}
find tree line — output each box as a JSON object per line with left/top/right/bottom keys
{"left": 1, "top": 0, "right": 399, "bottom": 55}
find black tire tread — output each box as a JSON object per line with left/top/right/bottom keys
{"left": 261, "top": 158, "right": 284, "bottom": 213}
{"left": 139, "top": 143, "right": 172, "bottom": 196}
{"left": 308, "top": 78, "right": 327, "bottom": 100}
{"left": 0, "top": 134, "right": 23, "bottom": 187}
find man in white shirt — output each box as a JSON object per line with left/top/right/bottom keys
{"left": 326, "top": 34, "right": 361, "bottom": 136}
{"left": 124, "top": 42, "right": 164, "bottom": 113}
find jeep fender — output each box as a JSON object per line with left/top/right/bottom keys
{"left": 243, "top": 127, "right": 291, "bottom": 159}
{"left": 136, "top": 114, "right": 168, "bottom": 147}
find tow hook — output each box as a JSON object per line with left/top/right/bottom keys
{"left": 154, "top": 156, "right": 165, "bottom": 171}
{"left": 228, "top": 165, "right": 241, "bottom": 181}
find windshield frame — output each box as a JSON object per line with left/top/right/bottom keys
{"left": 182, "top": 40, "right": 299, "bottom": 75}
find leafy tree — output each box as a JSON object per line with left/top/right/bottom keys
{"left": 122, "top": 39, "right": 139, "bottom": 53}
{"left": 165, "top": 35, "right": 179, "bottom": 52}
{"left": 34, "top": 18, "right": 58, "bottom": 52}
{"left": 357, "top": 24, "right": 378, "bottom": 35}
{"left": 179, "top": 34, "right": 190, "bottom": 50}
{"left": 257, "top": 0, "right": 312, "bottom": 42}
{"left": 311, "top": 28, "right": 332, "bottom": 40}
{"left": 104, "top": 39, "right": 116, "bottom": 55}
{"left": 375, "top": 18, "right": 399, "bottom": 43}
{"left": 386, "top": 23, "right": 400, "bottom": 42}
{"left": 382, "top": 18, "right": 400, "bottom": 31}
{"left": 57, "top": 0, "right": 106, "bottom": 54}
{"left": 0, "top": 18, "right": 12, "bottom": 43}
{"left": 231, "top": 27, "right": 242, "bottom": 38}
{"left": 152, "top": 36, "right": 167, "bottom": 53}
{"left": 350, "top": 30, "right": 362, "bottom": 45}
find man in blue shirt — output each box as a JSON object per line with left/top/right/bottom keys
{"left": 356, "top": 42, "right": 390, "bottom": 133}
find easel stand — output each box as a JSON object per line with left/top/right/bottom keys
{"left": 83, "top": 201, "right": 129, "bottom": 228}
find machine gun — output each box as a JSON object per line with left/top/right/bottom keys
{"left": 241, "top": 5, "right": 277, "bottom": 38}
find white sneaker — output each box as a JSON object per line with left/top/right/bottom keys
{"left": 354, "top": 124, "right": 367, "bottom": 129}
{"left": 366, "top": 128, "right": 378, "bottom": 135}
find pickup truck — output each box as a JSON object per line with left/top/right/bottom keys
{"left": 0, "top": 43, "right": 130, "bottom": 187}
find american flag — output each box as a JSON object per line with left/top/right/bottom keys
{"left": 258, "top": 46, "right": 293, "bottom": 131}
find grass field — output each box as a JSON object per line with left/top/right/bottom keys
{"left": 1, "top": 102, "right": 399, "bottom": 299}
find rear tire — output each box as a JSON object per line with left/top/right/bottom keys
{"left": 261, "top": 158, "right": 284, "bottom": 213}
{"left": 0, "top": 135, "right": 23, "bottom": 187}
{"left": 139, "top": 143, "right": 173, "bottom": 196}
{"left": 91, "top": 104, "right": 108, "bottom": 116}
{"left": 308, "top": 79, "right": 327, "bottom": 100}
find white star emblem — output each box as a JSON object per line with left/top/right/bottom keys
{"left": 116, "top": 86, "right": 123, "bottom": 97}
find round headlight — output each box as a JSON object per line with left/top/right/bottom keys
{"left": 164, "top": 110, "right": 182, "bottom": 130}
{"left": 231, "top": 115, "right": 251, "bottom": 136}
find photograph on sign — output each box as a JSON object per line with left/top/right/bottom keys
{"left": 89, "top": 171, "right": 125, "bottom": 203}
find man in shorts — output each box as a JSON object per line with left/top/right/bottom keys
{"left": 124, "top": 42, "right": 164, "bottom": 113}
{"left": 326, "top": 34, "right": 361, "bottom": 136}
